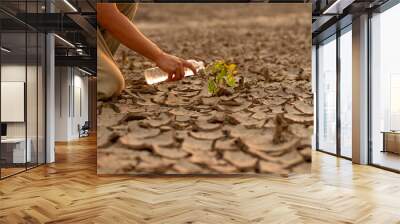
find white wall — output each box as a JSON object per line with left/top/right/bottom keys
{"left": 55, "top": 66, "right": 70, "bottom": 141}
{"left": 72, "top": 74, "right": 89, "bottom": 138}
{"left": 1, "top": 64, "right": 26, "bottom": 81}
{"left": 54, "top": 67, "right": 89, "bottom": 141}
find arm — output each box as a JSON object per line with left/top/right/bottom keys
{"left": 97, "top": 3, "right": 196, "bottom": 81}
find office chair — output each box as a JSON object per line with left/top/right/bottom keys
{"left": 79, "top": 121, "right": 90, "bottom": 138}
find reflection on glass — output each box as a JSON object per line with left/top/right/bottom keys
{"left": 27, "top": 32, "right": 38, "bottom": 169}
{"left": 1, "top": 31, "right": 27, "bottom": 177}
{"left": 318, "top": 35, "right": 337, "bottom": 154}
{"left": 38, "top": 33, "right": 46, "bottom": 165}
{"left": 340, "top": 27, "right": 352, "bottom": 158}
{"left": 0, "top": 0, "right": 47, "bottom": 179}
{"left": 371, "top": 3, "right": 400, "bottom": 171}
{"left": 390, "top": 76, "right": 400, "bottom": 130}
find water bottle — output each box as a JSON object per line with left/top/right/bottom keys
{"left": 144, "top": 59, "right": 204, "bottom": 85}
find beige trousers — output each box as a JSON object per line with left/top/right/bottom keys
{"left": 97, "top": 4, "right": 138, "bottom": 100}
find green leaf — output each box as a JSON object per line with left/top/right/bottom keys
{"left": 211, "top": 60, "right": 224, "bottom": 74}
{"left": 226, "top": 64, "right": 237, "bottom": 74}
{"left": 225, "top": 73, "right": 237, "bottom": 87}
{"left": 207, "top": 78, "right": 218, "bottom": 95}
{"left": 216, "top": 68, "right": 226, "bottom": 84}
{"left": 206, "top": 60, "right": 238, "bottom": 96}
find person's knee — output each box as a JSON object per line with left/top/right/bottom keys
{"left": 97, "top": 51, "right": 125, "bottom": 100}
{"left": 112, "top": 68, "right": 125, "bottom": 96}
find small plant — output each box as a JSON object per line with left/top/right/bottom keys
{"left": 206, "top": 60, "right": 238, "bottom": 96}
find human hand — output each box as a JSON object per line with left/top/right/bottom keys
{"left": 154, "top": 52, "right": 197, "bottom": 81}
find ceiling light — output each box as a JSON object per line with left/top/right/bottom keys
{"left": 78, "top": 68, "right": 92, "bottom": 76}
{"left": 54, "top": 34, "right": 75, "bottom": 48}
{"left": 76, "top": 48, "right": 85, "bottom": 55}
{"left": 1, "top": 47, "right": 11, "bottom": 53}
{"left": 323, "top": 0, "right": 355, "bottom": 15}
{"left": 323, "top": 0, "right": 341, "bottom": 14}
{"left": 63, "top": 0, "right": 78, "bottom": 12}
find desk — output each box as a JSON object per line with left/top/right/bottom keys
{"left": 382, "top": 131, "right": 400, "bottom": 155}
{"left": 1, "top": 138, "right": 31, "bottom": 163}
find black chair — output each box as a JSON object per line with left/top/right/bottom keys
{"left": 79, "top": 121, "right": 90, "bottom": 138}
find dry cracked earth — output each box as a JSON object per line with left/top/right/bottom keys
{"left": 97, "top": 4, "right": 312, "bottom": 175}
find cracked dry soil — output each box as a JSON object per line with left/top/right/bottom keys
{"left": 97, "top": 4, "right": 312, "bottom": 175}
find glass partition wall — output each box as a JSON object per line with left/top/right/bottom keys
{"left": 315, "top": 0, "right": 400, "bottom": 171}
{"left": 370, "top": 3, "right": 400, "bottom": 171}
{"left": 0, "top": 2, "right": 46, "bottom": 179}
{"left": 339, "top": 26, "right": 352, "bottom": 159}
{"left": 317, "top": 35, "right": 337, "bottom": 155}
{"left": 316, "top": 25, "right": 352, "bottom": 159}
{"left": 0, "top": 31, "right": 27, "bottom": 177}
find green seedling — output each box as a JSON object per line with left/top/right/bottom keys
{"left": 206, "top": 60, "right": 238, "bottom": 96}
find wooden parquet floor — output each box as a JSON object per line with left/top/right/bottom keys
{"left": 1, "top": 135, "right": 400, "bottom": 224}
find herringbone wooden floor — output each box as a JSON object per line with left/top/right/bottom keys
{"left": 1, "top": 135, "right": 399, "bottom": 224}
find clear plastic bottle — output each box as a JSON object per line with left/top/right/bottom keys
{"left": 144, "top": 59, "right": 204, "bottom": 85}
